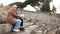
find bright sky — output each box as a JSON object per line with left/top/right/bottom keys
{"left": 0, "top": 0, "right": 36, "bottom": 11}
{"left": 0, "top": 0, "right": 26, "bottom": 6}
{"left": 0, "top": 0, "right": 60, "bottom": 12}
{"left": 23, "top": 5, "right": 36, "bottom": 11}
{"left": 50, "top": 0, "right": 60, "bottom": 13}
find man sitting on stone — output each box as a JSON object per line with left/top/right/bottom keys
{"left": 7, "top": 5, "right": 24, "bottom": 32}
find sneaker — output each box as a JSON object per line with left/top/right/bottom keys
{"left": 13, "top": 29, "right": 20, "bottom": 32}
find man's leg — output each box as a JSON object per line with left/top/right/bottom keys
{"left": 20, "top": 18, "right": 23, "bottom": 26}
{"left": 19, "top": 18, "right": 25, "bottom": 30}
{"left": 13, "top": 19, "right": 22, "bottom": 32}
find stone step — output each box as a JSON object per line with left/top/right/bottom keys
{"left": 23, "top": 23, "right": 34, "bottom": 28}
{"left": 46, "top": 29, "right": 57, "bottom": 34}
{"left": 0, "top": 24, "right": 11, "bottom": 34}
{"left": 0, "top": 23, "right": 34, "bottom": 34}
{"left": 9, "top": 25, "right": 39, "bottom": 34}
{"left": 25, "top": 25, "right": 39, "bottom": 34}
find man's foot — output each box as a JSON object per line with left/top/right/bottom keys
{"left": 13, "top": 29, "right": 20, "bottom": 32}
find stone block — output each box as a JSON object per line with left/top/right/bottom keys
{"left": 0, "top": 24, "right": 11, "bottom": 34}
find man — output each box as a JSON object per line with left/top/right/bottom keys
{"left": 7, "top": 5, "right": 24, "bottom": 32}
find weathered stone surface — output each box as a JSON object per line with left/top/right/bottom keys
{"left": 30, "top": 23, "right": 58, "bottom": 34}
{"left": 0, "top": 9, "right": 60, "bottom": 34}
{"left": 47, "top": 29, "right": 57, "bottom": 34}
{"left": 0, "top": 24, "right": 11, "bottom": 34}
{"left": 36, "top": 30, "right": 43, "bottom": 34}
{"left": 56, "top": 27, "right": 60, "bottom": 34}
{"left": 0, "top": 10, "right": 7, "bottom": 23}
{"left": 25, "top": 25, "right": 39, "bottom": 34}
{"left": 17, "top": 11, "right": 60, "bottom": 27}
{"left": 9, "top": 25, "right": 39, "bottom": 34}
{"left": 17, "top": 11, "right": 60, "bottom": 34}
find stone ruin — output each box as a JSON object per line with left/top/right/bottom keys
{"left": 0, "top": 4, "right": 9, "bottom": 23}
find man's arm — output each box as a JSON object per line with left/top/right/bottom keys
{"left": 9, "top": 11, "right": 21, "bottom": 18}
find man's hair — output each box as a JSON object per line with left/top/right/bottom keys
{"left": 12, "top": 5, "right": 20, "bottom": 9}
{"left": 17, "top": 6, "right": 19, "bottom": 9}
{"left": 12, "top": 5, "right": 17, "bottom": 8}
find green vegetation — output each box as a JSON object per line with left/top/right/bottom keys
{"left": 9, "top": 0, "right": 52, "bottom": 11}
{"left": 9, "top": 2, "right": 26, "bottom": 8}
{"left": 42, "top": 0, "right": 52, "bottom": 11}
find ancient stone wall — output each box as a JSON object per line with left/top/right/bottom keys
{"left": 0, "top": 5, "right": 8, "bottom": 23}
{"left": 17, "top": 10, "right": 60, "bottom": 27}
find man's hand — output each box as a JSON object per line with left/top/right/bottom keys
{"left": 18, "top": 14, "right": 24, "bottom": 18}
{"left": 20, "top": 14, "right": 24, "bottom": 18}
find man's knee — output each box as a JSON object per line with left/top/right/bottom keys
{"left": 16, "top": 19, "right": 21, "bottom": 23}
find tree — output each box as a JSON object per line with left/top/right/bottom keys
{"left": 9, "top": 2, "right": 27, "bottom": 9}
{"left": 24, "top": 0, "right": 44, "bottom": 11}
{"left": 42, "top": 0, "right": 52, "bottom": 11}
{"left": 9, "top": 0, "right": 52, "bottom": 11}
{"left": 24, "top": 0, "right": 52, "bottom": 11}
{"left": 9, "top": 0, "right": 41, "bottom": 11}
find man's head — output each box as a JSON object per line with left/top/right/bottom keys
{"left": 12, "top": 5, "right": 19, "bottom": 11}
